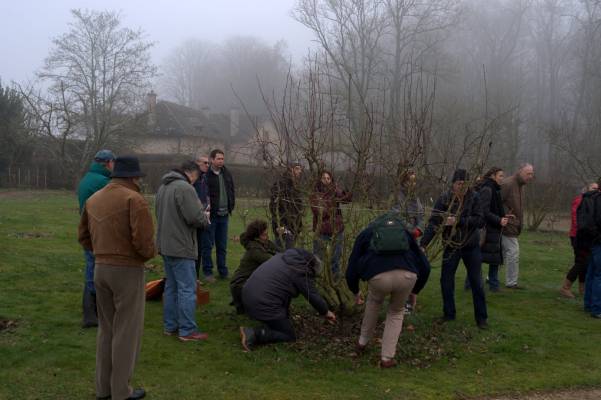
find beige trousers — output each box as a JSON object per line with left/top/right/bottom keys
{"left": 94, "top": 264, "right": 145, "bottom": 400}
{"left": 359, "top": 269, "right": 417, "bottom": 359}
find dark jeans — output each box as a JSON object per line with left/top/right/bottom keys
{"left": 441, "top": 246, "right": 488, "bottom": 323}
{"left": 253, "top": 318, "right": 296, "bottom": 344}
{"left": 464, "top": 264, "right": 499, "bottom": 291}
{"left": 273, "top": 229, "right": 296, "bottom": 252}
{"left": 230, "top": 286, "right": 244, "bottom": 314}
{"left": 312, "top": 232, "right": 343, "bottom": 275}
{"left": 195, "top": 228, "right": 211, "bottom": 278}
{"left": 567, "top": 237, "right": 591, "bottom": 283}
{"left": 202, "top": 215, "right": 229, "bottom": 278}
{"left": 584, "top": 245, "right": 601, "bottom": 314}
{"left": 84, "top": 249, "right": 96, "bottom": 294}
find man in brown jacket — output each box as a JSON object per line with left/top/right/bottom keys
{"left": 78, "top": 156, "right": 155, "bottom": 400}
{"left": 501, "top": 163, "right": 534, "bottom": 289}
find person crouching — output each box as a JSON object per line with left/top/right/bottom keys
{"left": 239, "top": 248, "right": 336, "bottom": 350}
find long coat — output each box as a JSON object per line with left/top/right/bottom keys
{"left": 310, "top": 183, "right": 351, "bottom": 236}
{"left": 479, "top": 178, "right": 506, "bottom": 265}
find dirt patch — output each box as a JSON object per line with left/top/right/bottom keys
{"left": 483, "top": 388, "right": 601, "bottom": 400}
{"left": 291, "top": 309, "right": 501, "bottom": 368}
{"left": 8, "top": 231, "right": 52, "bottom": 239}
{"left": 0, "top": 319, "right": 18, "bottom": 332}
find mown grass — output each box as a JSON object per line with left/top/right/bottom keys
{"left": 1, "top": 190, "right": 600, "bottom": 400}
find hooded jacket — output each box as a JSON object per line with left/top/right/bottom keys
{"left": 242, "top": 248, "right": 329, "bottom": 321}
{"left": 230, "top": 232, "right": 277, "bottom": 292}
{"left": 155, "top": 170, "right": 208, "bottom": 259}
{"left": 77, "top": 162, "right": 111, "bottom": 213}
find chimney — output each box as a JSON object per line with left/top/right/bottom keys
{"left": 147, "top": 90, "right": 157, "bottom": 128}
{"left": 230, "top": 108, "right": 240, "bottom": 137}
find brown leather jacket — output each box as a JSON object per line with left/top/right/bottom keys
{"left": 501, "top": 174, "right": 526, "bottom": 237}
{"left": 78, "top": 178, "right": 156, "bottom": 267}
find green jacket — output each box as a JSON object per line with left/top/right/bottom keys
{"left": 77, "top": 162, "right": 112, "bottom": 213}
{"left": 230, "top": 232, "right": 277, "bottom": 291}
{"left": 155, "top": 170, "right": 208, "bottom": 260}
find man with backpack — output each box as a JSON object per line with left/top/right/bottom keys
{"left": 578, "top": 178, "right": 601, "bottom": 318}
{"left": 346, "top": 212, "right": 431, "bottom": 368}
{"left": 421, "top": 169, "right": 488, "bottom": 329}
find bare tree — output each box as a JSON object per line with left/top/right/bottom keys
{"left": 33, "top": 9, "right": 157, "bottom": 178}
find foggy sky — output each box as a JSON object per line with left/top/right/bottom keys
{"left": 0, "top": 0, "right": 314, "bottom": 84}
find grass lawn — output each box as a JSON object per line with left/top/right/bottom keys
{"left": 1, "top": 190, "right": 600, "bottom": 400}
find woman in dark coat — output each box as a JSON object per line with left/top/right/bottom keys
{"left": 230, "top": 220, "right": 277, "bottom": 314}
{"left": 479, "top": 167, "right": 509, "bottom": 292}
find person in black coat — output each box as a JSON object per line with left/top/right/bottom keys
{"left": 421, "top": 169, "right": 489, "bottom": 329}
{"left": 346, "top": 214, "right": 431, "bottom": 368}
{"left": 478, "top": 167, "right": 509, "bottom": 292}
{"left": 203, "top": 149, "right": 236, "bottom": 281}
{"left": 239, "top": 248, "right": 336, "bottom": 350}
{"left": 269, "top": 162, "right": 304, "bottom": 250}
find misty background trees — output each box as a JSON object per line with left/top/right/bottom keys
{"left": 1, "top": 1, "right": 600, "bottom": 192}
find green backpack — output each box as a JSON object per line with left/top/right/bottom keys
{"left": 369, "top": 212, "right": 410, "bottom": 255}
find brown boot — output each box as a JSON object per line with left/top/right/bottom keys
{"left": 579, "top": 281, "right": 585, "bottom": 297}
{"left": 559, "top": 279, "right": 575, "bottom": 299}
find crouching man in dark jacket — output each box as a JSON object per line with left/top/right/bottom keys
{"left": 239, "top": 248, "right": 336, "bottom": 350}
{"left": 346, "top": 213, "right": 431, "bottom": 368}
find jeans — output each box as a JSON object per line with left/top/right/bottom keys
{"left": 195, "top": 229, "right": 211, "bottom": 278}
{"left": 202, "top": 215, "right": 229, "bottom": 278}
{"left": 466, "top": 264, "right": 499, "bottom": 291}
{"left": 441, "top": 246, "right": 488, "bottom": 323}
{"left": 84, "top": 249, "right": 96, "bottom": 294}
{"left": 312, "top": 232, "right": 343, "bottom": 275}
{"left": 488, "top": 265, "right": 500, "bottom": 290}
{"left": 162, "top": 256, "right": 198, "bottom": 337}
{"left": 584, "top": 245, "right": 601, "bottom": 315}
{"left": 274, "top": 230, "right": 296, "bottom": 251}
{"left": 502, "top": 235, "right": 520, "bottom": 286}
{"left": 253, "top": 318, "right": 297, "bottom": 344}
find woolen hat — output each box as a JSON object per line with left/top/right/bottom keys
{"left": 111, "top": 156, "right": 146, "bottom": 178}
{"left": 94, "top": 149, "right": 115, "bottom": 162}
{"left": 452, "top": 168, "right": 468, "bottom": 183}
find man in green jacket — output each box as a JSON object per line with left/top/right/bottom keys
{"left": 76, "top": 149, "right": 115, "bottom": 328}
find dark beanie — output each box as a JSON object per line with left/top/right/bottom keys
{"left": 452, "top": 168, "right": 468, "bottom": 183}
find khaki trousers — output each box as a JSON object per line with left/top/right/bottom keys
{"left": 359, "top": 269, "right": 417, "bottom": 359}
{"left": 94, "top": 264, "right": 145, "bottom": 400}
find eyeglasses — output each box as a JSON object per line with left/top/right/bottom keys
{"left": 197, "top": 161, "right": 209, "bottom": 165}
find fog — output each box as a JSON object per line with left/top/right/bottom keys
{"left": 0, "top": 0, "right": 314, "bottom": 83}
{"left": 2, "top": 0, "right": 601, "bottom": 217}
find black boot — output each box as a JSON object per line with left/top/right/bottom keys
{"left": 82, "top": 288, "right": 98, "bottom": 328}
{"left": 240, "top": 327, "right": 257, "bottom": 351}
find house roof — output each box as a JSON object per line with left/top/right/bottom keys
{"left": 149, "top": 100, "right": 257, "bottom": 144}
